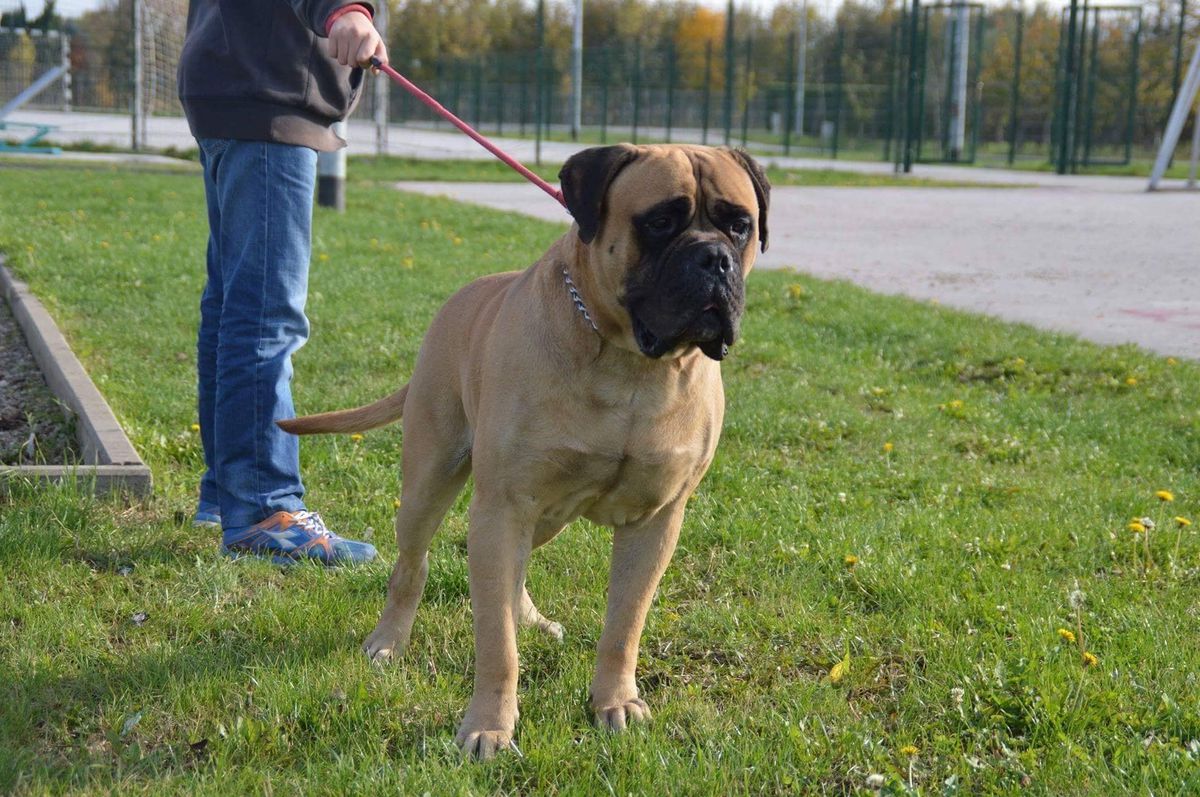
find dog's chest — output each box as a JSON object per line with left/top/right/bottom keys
{"left": 535, "top": 395, "right": 718, "bottom": 529}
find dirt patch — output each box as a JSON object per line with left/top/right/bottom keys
{"left": 0, "top": 295, "right": 79, "bottom": 465}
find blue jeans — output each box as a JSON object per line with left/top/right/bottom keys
{"left": 196, "top": 138, "right": 317, "bottom": 530}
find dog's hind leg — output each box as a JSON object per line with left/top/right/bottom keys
{"left": 519, "top": 583, "right": 564, "bottom": 641}
{"left": 363, "top": 412, "right": 471, "bottom": 664}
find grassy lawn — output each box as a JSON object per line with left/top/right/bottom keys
{"left": 348, "top": 155, "right": 1003, "bottom": 189}
{"left": 2, "top": 163, "right": 1199, "bottom": 795}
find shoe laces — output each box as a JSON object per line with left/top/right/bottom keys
{"left": 292, "top": 511, "right": 332, "bottom": 538}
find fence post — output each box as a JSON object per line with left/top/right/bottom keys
{"left": 666, "top": 41, "right": 676, "bottom": 143}
{"left": 632, "top": 41, "right": 642, "bottom": 144}
{"left": 1173, "top": 0, "right": 1189, "bottom": 113}
{"left": 724, "top": 0, "right": 735, "bottom": 145}
{"left": 496, "top": 54, "right": 505, "bottom": 134}
{"left": 784, "top": 30, "right": 796, "bottom": 156}
{"left": 61, "top": 31, "right": 72, "bottom": 112}
{"left": 520, "top": 54, "right": 529, "bottom": 136}
{"left": 131, "top": 0, "right": 144, "bottom": 151}
{"left": 572, "top": 0, "right": 583, "bottom": 141}
{"left": 832, "top": 26, "right": 844, "bottom": 159}
{"left": 601, "top": 47, "right": 610, "bottom": 143}
{"left": 969, "top": 7, "right": 984, "bottom": 162}
{"left": 535, "top": 0, "right": 545, "bottom": 166}
{"left": 702, "top": 40, "right": 713, "bottom": 145}
{"left": 741, "top": 34, "right": 752, "bottom": 147}
{"left": 373, "top": 1, "right": 388, "bottom": 157}
{"left": 1008, "top": 9, "right": 1024, "bottom": 165}
{"left": 1057, "top": 0, "right": 1080, "bottom": 174}
{"left": 903, "top": 0, "right": 922, "bottom": 172}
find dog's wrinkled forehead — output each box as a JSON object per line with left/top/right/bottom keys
{"left": 558, "top": 145, "right": 770, "bottom": 252}
{"left": 610, "top": 147, "right": 756, "bottom": 222}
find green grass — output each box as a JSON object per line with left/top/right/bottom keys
{"left": 350, "top": 155, "right": 1008, "bottom": 189}
{"left": 2, "top": 164, "right": 1200, "bottom": 795}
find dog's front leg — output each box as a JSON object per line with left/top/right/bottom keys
{"left": 590, "top": 499, "right": 685, "bottom": 731}
{"left": 455, "top": 495, "right": 531, "bottom": 760}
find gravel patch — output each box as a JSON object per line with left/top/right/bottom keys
{"left": 0, "top": 294, "right": 78, "bottom": 465}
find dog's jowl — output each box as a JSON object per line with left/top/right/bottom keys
{"left": 280, "top": 144, "right": 770, "bottom": 760}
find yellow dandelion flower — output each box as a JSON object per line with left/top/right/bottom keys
{"left": 1176, "top": 516, "right": 1192, "bottom": 527}
{"left": 900, "top": 745, "right": 919, "bottom": 757}
{"left": 948, "top": 399, "right": 964, "bottom": 410}
{"left": 883, "top": 442, "right": 894, "bottom": 453}
{"left": 1057, "top": 628, "right": 1076, "bottom": 644}
{"left": 1167, "top": 357, "right": 1178, "bottom": 366}
{"left": 1125, "top": 377, "right": 1137, "bottom": 386}
{"left": 844, "top": 554, "right": 859, "bottom": 567}
{"left": 393, "top": 499, "right": 402, "bottom": 509}
{"left": 1155, "top": 490, "right": 1175, "bottom": 502}
{"left": 100, "top": 241, "right": 110, "bottom": 249}
{"left": 190, "top": 423, "right": 201, "bottom": 432}
{"left": 318, "top": 253, "right": 329, "bottom": 262}
{"left": 787, "top": 283, "right": 805, "bottom": 300}
{"left": 1082, "top": 651, "right": 1098, "bottom": 667}
{"left": 350, "top": 433, "right": 364, "bottom": 443}
{"left": 1128, "top": 521, "right": 1146, "bottom": 533}
{"left": 453, "top": 236, "right": 464, "bottom": 246}
{"left": 402, "top": 256, "right": 415, "bottom": 269}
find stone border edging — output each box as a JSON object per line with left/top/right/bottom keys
{"left": 0, "top": 256, "right": 152, "bottom": 496}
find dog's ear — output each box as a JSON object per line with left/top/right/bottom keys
{"left": 558, "top": 145, "right": 640, "bottom": 245}
{"left": 727, "top": 149, "right": 771, "bottom": 252}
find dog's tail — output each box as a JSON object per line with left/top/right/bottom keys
{"left": 277, "top": 384, "right": 409, "bottom": 435}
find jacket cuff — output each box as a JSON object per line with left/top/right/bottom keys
{"left": 324, "top": 4, "right": 373, "bottom": 37}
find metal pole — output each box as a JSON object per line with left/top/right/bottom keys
{"left": 903, "top": 0, "right": 922, "bottom": 172}
{"left": 61, "top": 31, "right": 72, "bottom": 112}
{"left": 1173, "top": 0, "right": 1188, "bottom": 111}
{"left": 535, "top": 0, "right": 545, "bottom": 166}
{"left": 496, "top": 53, "right": 505, "bottom": 134}
{"left": 632, "top": 40, "right": 642, "bottom": 144}
{"left": 702, "top": 40, "right": 712, "bottom": 145}
{"left": 724, "top": 0, "right": 735, "bottom": 145}
{"left": 740, "top": 34, "right": 752, "bottom": 147}
{"left": 666, "top": 42, "right": 675, "bottom": 143}
{"left": 1149, "top": 40, "right": 1200, "bottom": 189}
{"left": 784, "top": 30, "right": 796, "bottom": 155}
{"left": 795, "top": 0, "right": 808, "bottom": 137}
{"left": 949, "top": 0, "right": 970, "bottom": 160}
{"left": 131, "top": 0, "right": 143, "bottom": 150}
{"left": 600, "top": 47, "right": 609, "bottom": 143}
{"left": 1008, "top": 9, "right": 1024, "bottom": 165}
{"left": 1082, "top": 8, "right": 1100, "bottom": 165}
{"left": 572, "top": 0, "right": 583, "bottom": 141}
{"left": 373, "top": 0, "right": 389, "bottom": 156}
{"left": 1189, "top": 102, "right": 1200, "bottom": 188}
{"left": 832, "top": 26, "right": 844, "bottom": 159}
{"left": 317, "top": 121, "right": 347, "bottom": 211}
{"left": 1056, "top": 0, "right": 1080, "bottom": 174}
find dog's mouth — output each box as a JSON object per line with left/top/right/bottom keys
{"left": 632, "top": 303, "right": 738, "bottom": 361}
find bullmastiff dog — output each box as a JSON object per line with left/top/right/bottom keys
{"left": 279, "top": 144, "right": 769, "bottom": 759}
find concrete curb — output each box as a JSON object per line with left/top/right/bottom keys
{"left": 0, "top": 256, "right": 152, "bottom": 496}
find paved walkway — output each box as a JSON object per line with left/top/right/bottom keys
{"left": 394, "top": 180, "right": 1200, "bottom": 359}
{"left": 8, "top": 109, "right": 1199, "bottom": 357}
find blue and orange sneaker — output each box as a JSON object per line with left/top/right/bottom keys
{"left": 221, "top": 510, "right": 377, "bottom": 566}
{"left": 193, "top": 501, "right": 221, "bottom": 528}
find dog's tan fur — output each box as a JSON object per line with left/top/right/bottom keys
{"left": 280, "top": 144, "right": 767, "bottom": 759}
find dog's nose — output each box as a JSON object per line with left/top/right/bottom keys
{"left": 696, "top": 244, "right": 735, "bottom": 276}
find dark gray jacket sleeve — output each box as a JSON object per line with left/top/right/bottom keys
{"left": 286, "top": 1, "right": 375, "bottom": 38}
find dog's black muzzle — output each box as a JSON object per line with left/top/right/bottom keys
{"left": 626, "top": 236, "right": 746, "bottom": 362}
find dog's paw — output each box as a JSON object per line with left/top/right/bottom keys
{"left": 538, "top": 619, "right": 565, "bottom": 642}
{"left": 361, "top": 626, "right": 407, "bottom": 664}
{"left": 455, "top": 727, "right": 516, "bottom": 761}
{"left": 593, "top": 698, "right": 652, "bottom": 732}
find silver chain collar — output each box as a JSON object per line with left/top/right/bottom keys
{"left": 562, "top": 268, "right": 600, "bottom": 333}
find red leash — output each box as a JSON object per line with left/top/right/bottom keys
{"left": 370, "top": 57, "right": 567, "bottom": 209}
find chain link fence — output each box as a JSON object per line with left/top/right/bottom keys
{"left": 1, "top": 0, "right": 1196, "bottom": 168}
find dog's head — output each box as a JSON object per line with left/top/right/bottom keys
{"left": 559, "top": 144, "right": 769, "bottom": 362}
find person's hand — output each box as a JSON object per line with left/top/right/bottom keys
{"left": 327, "top": 10, "right": 387, "bottom": 69}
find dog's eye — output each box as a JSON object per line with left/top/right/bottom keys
{"left": 729, "top": 219, "right": 750, "bottom": 237}
{"left": 647, "top": 216, "right": 673, "bottom": 233}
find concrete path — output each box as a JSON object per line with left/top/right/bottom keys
{"left": 394, "top": 180, "right": 1200, "bottom": 359}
